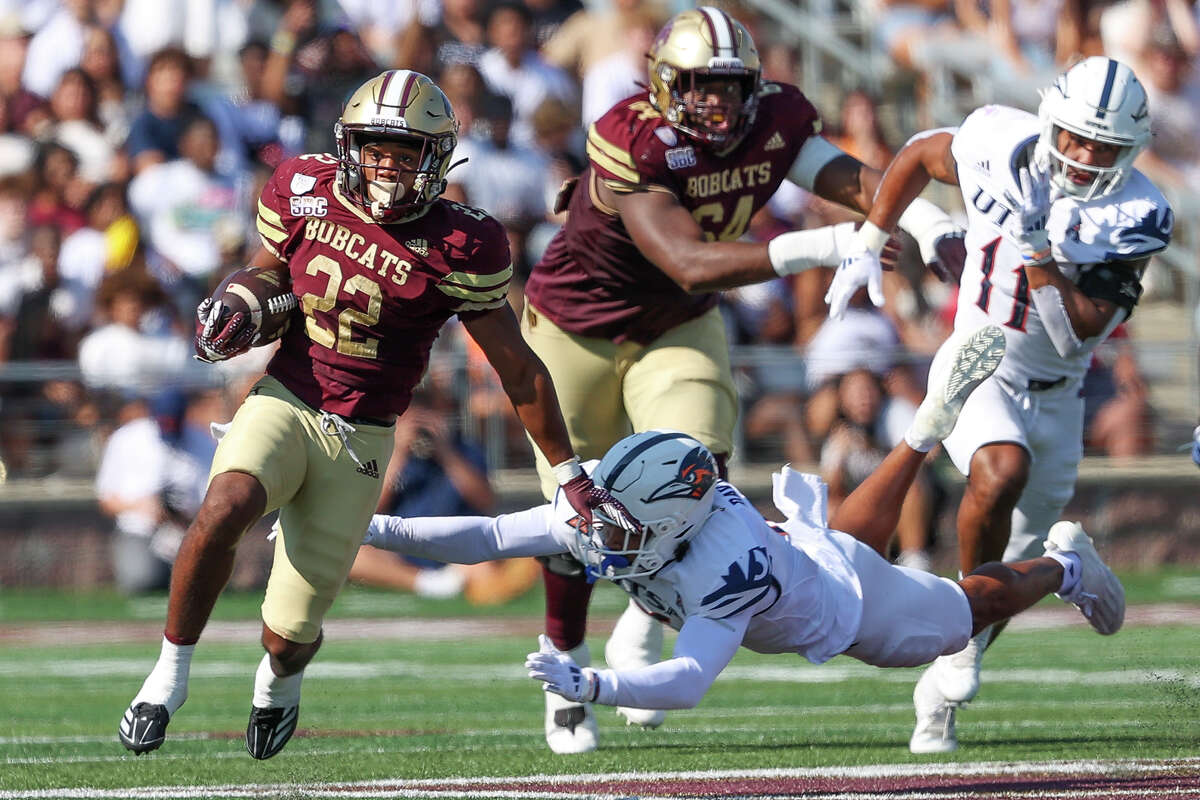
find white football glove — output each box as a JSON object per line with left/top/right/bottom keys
{"left": 525, "top": 634, "right": 599, "bottom": 704}
{"left": 825, "top": 222, "right": 887, "bottom": 320}
{"left": 1003, "top": 164, "right": 1053, "bottom": 266}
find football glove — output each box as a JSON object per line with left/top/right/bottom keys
{"left": 555, "top": 457, "right": 638, "bottom": 531}
{"left": 525, "top": 634, "right": 600, "bottom": 703}
{"left": 825, "top": 222, "right": 888, "bottom": 320}
{"left": 1003, "top": 164, "right": 1053, "bottom": 266}
{"left": 194, "top": 297, "right": 254, "bottom": 363}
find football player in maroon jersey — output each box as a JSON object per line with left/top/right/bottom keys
{"left": 522, "top": 7, "right": 967, "bottom": 753}
{"left": 119, "top": 70, "right": 620, "bottom": 760}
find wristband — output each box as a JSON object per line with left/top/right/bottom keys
{"left": 856, "top": 220, "right": 890, "bottom": 256}
{"left": 897, "top": 197, "right": 960, "bottom": 263}
{"left": 767, "top": 222, "right": 855, "bottom": 277}
{"left": 551, "top": 455, "right": 584, "bottom": 484}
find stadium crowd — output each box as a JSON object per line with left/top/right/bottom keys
{"left": 0, "top": 0, "right": 1195, "bottom": 586}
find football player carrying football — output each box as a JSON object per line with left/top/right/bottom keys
{"left": 521, "top": 6, "right": 966, "bottom": 752}
{"left": 361, "top": 325, "right": 1124, "bottom": 745}
{"left": 119, "top": 70, "right": 616, "bottom": 760}
{"left": 825, "top": 57, "right": 1173, "bottom": 753}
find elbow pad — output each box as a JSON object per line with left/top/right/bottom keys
{"left": 1029, "top": 284, "right": 1084, "bottom": 358}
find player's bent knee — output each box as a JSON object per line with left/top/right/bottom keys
{"left": 967, "top": 452, "right": 1030, "bottom": 507}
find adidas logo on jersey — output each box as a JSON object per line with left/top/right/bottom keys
{"left": 764, "top": 132, "right": 785, "bottom": 151}
{"left": 356, "top": 459, "right": 380, "bottom": 479}
{"left": 405, "top": 238, "right": 429, "bottom": 257}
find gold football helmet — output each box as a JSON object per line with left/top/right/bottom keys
{"left": 335, "top": 70, "right": 460, "bottom": 221}
{"left": 647, "top": 7, "right": 761, "bottom": 149}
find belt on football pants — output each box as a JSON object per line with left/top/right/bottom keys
{"left": 1028, "top": 376, "right": 1067, "bottom": 391}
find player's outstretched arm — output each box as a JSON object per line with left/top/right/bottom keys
{"left": 362, "top": 504, "right": 564, "bottom": 563}
{"left": 525, "top": 615, "right": 742, "bottom": 710}
{"left": 608, "top": 183, "right": 857, "bottom": 291}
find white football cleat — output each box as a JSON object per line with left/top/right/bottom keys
{"left": 605, "top": 600, "right": 666, "bottom": 729}
{"left": 1045, "top": 521, "right": 1125, "bottom": 635}
{"left": 909, "top": 664, "right": 959, "bottom": 754}
{"left": 933, "top": 626, "right": 990, "bottom": 704}
{"left": 907, "top": 324, "right": 1006, "bottom": 449}
{"left": 543, "top": 642, "right": 598, "bottom": 754}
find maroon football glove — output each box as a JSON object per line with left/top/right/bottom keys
{"left": 928, "top": 231, "right": 966, "bottom": 285}
{"left": 560, "top": 473, "right": 640, "bottom": 533}
{"left": 194, "top": 298, "right": 254, "bottom": 363}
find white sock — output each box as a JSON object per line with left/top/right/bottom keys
{"left": 132, "top": 637, "right": 193, "bottom": 717}
{"left": 1044, "top": 550, "right": 1082, "bottom": 596}
{"left": 251, "top": 653, "right": 304, "bottom": 709}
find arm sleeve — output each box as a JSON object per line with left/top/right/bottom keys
{"left": 364, "top": 504, "right": 565, "bottom": 563}
{"left": 591, "top": 613, "right": 747, "bottom": 710}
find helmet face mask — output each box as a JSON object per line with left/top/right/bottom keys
{"left": 335, "top": 70, "right": 460, "bottom": 221}
{"left": 576, "top": 431, "right": 719, "bottom": 581}
{"left": 1034, "top": 57, "right": 1151, "bottom": 201}
{"left": 648, "top": 7, "right": 761, "bottom": 150}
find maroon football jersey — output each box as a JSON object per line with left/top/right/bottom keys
{"left": 524, "top": 82, "right": 821, "bottom": 345}
{"left": 256, "top": 154, "right": 512, "bottom": 419}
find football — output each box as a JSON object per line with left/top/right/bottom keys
{"left": 212, "top": 266, "right": 298, "bottom": 347}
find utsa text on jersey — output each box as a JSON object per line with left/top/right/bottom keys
{"left": 302, "top": 217, "right": 414, "bottom": 285}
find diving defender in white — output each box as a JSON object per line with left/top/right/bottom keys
{"left": 364, "top": 326, "right": 1124, "bottom": 728}
{"left": 824, "top": 57, "right": 1171, "bottom": 753}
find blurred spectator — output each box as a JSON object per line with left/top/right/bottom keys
{"left": 524, "top": 0, "right": 586, "bottom": 48}
{"left": 819, "top": 367, "right": 933, "bottom": 570}
{"left": 1100, "top": 0, "right": 1200, "bottom": 76}
{"left": 96, "top": 390, "right": 210, "bottom": 594}
{"left": 76, "top": 264, "right": 192, "bottom": 392}
{"left": 28, "top": 141, "right": 87, "bottom": 233}
{"left": 828, "top": 89, "right": 895, "bottom": 170}
{"left": 543, "top": 0, "right": 665, "bottom": 82}
{"left": 578, "top": 8, "right": 658, "bottom": 127}
{"left": 48, "top": 67, "right": 122, "bottom": 184}
{"left": 0, "top": 172, "right": 30, "bottom": 265}
{"left": 350, "top": 386, "right": 539, "bottom": 605}
{"left": 528, "top": 96, "right": 583, "bottom": 250}
{"left": 865, "top": 0, "right": 957, "bottom": 73}
{"left": 336, "top": 0, "right": 440, "bottom": 67}
{"left": 0, "top": 224, "right": 76, "bottom": 361}
{"left": 439, "top": 61, "right": 488, "bottom": 137}
{"left": 127, "top": 115, "right": 242, "bottom": 300}
{"left": 57, "top": 182, "right": 137, "bottom": 332}
{"left": 1134, "top": 29, "right": 1200, "bottom": 189}
{"left": 449, "top": 93, "right": 549, "bottom": 277}
{"left": 79, "top": 25, "right": 134, "bottom": 147}
{"left": 21, "top": 0, "right": 99, "bottom": 99}
{"left": 125, "top": 47, "right": 201, "bottom": 174}
{"left": 0, "top": 21, "right": 44, "bottom": 145}
{"left": 395, "top": 0, "right": 487, "bottom": 77}
{"left": 478, "top": 1, "right": 575, "bottom": 147}
{"left": 1083, "top": 326, "right": 1156, "bottom": 456}
{"left": 285, "top": 16, "right": 379, "bottom": 154}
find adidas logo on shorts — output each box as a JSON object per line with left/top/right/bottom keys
{"left": 356, "top": 459, "right": 380, "bottom": 479}
{"left": 765, "top": 132, "right": 785, "bottom": 151}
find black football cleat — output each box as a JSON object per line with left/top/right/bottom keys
{"left": 245, "top": 705, "right": 299, "bottom": 760}
{"left": 119, "top": 702, "right": 170, "bottom": 755}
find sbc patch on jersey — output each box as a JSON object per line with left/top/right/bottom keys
{"left": 665, "top": 146, "right": 697, "bottom": 170}
{"left": 289, "top": 196, "right": 328, "bottom": 217}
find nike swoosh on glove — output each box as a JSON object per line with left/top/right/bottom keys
{"left": 194, "top": 297, "right": 254, "bottom": 363}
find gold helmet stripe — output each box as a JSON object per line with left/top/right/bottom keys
{"left": 699, "top": 6, "right": 736, "bottom": 59}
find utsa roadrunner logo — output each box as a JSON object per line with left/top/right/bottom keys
{"left": 644, "top": 446, "right": 716, "bottom": 502}
{"left": 701, "top": 546, "right": 780, "bottom": 618}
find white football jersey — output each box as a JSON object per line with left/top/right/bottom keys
{"left": 551, "top": 475, "right": 863, "bottom": 665}
{"left": 950, "top": 105, "right": 1172, "bottom": 385}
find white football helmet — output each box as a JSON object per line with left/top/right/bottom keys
{"left": 577, "top": 431, "right": 719, "bottom": 581}
{"left": 1034, "top": 57, "right": 1151, "bottom": 200}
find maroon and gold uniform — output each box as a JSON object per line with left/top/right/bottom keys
{"left": 525, "top": 83, "right": 820, "bottom": 345}
{"left": 256, "top": 153, "right": 512, "bottom": 421}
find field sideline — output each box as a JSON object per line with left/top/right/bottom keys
{"left": 4, "top": 577, "right": 1200, "bottom": 799}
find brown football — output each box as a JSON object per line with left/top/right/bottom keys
{"left": 214, "top": 266, "right": 298, "bottom": 346}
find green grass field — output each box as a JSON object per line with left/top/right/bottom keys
{"left": 3, "top": 569, "right": 1200, "bottom": 799}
